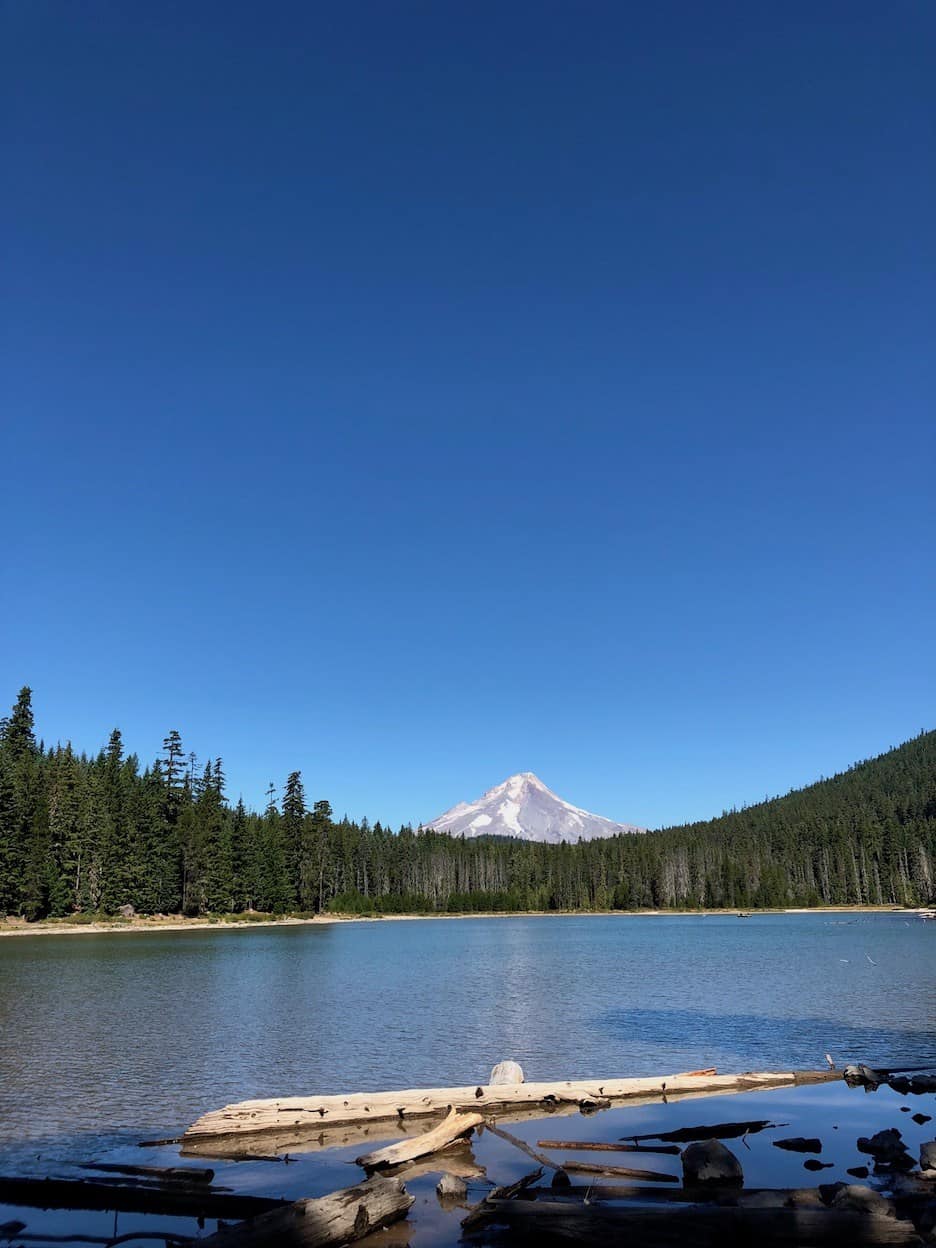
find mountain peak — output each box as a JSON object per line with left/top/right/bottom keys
{"left": 427, "top": 774, "right": 645, "bottom": 844}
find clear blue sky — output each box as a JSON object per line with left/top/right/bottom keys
{"left": 3, "top": 1, "right": 933, "bottom": 831}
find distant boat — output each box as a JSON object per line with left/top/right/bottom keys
{"left": 737, "top": 912, "right": 752, "bottom": 918}
{"left": 920, "top": 909, "right": 936, "bottom": 920}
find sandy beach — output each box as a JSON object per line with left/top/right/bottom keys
{"left": 0, "top": 904, "right": 916, "bottom": 938}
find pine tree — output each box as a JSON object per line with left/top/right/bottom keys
{"left": 0, "top": 689, "right": 41, "bottom": 915}
{"left": 281, "top": 770, "right": 306, "bottom": 904}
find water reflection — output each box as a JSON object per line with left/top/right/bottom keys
{"left": 596, "top": 1006, "right": 936, "bottom": 1070}
{"left": 0, "top": 913, "right": 933, "bottom": 1171}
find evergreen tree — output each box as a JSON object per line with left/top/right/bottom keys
{"left": 1, "top": 687, "right": 933, "bottom": 920}
{"left": 281, "top": 771, "right": 306, "bottom": 905}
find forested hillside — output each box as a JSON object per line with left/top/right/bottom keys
{"left": 0, "top": 687, "right": 933, "bottom": 920}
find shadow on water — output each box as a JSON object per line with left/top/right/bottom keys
{"left": 595, "top": 1006, "right": 936, "bottom": 1070}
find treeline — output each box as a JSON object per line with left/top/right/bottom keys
{"left": 0, "top": 687, "right": 933, "bottom": 920}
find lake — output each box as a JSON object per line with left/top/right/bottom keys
{"left": 1, "top": 912, "right": 933, "bottom": 1174}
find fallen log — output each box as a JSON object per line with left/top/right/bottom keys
{"left": 483, "top": 1122, "right": 560, "bottom": 1172}
{"left": 356, "top": 1106, "right": 482, "bottom": 1170}
{"left": 537, "top": 1139, "right": 681, "bottom": 1155}
{"left": 0, "top": 1175, "right": 284, "bottom": 1221}
{"left": 80, "top": 1163, "right": 215, "bottom": 1183}
{"left": 561, "top": 1160, "right": 679, "bottom": 1182}
{"left": 198, "top": 1175, "right": 413, "bottom": 1247}
{"left": 503, "top": 1183, "right": 792, "bottom": 1203}
{"left": 461, "top": 1168, "right": 543, "bottom": 1231}
{"left": 625, "top": 1119, "right": 780, "bottom": 1143}
{"left": 184, "top": 1069, "right": 834, "bottom": 1144}
{"left": 180, "top": 1087, "right": 745, "bottom": 1160}
{"left": 369, "top": 1143, "right": 485, "bottom": 1185}
{"left": 461, "top": 1199, "right": 922, "bottom": 1244}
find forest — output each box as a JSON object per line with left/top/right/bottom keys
{"left": 0, "top": 686, "right": 933, "bottom": 921}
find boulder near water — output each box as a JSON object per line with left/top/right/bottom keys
{"left": 857, "top": 1127, "right": 913, "bottom": 1170}
{"left": 489, "top": 1061, "right": 524, "bottom": 1085}
{"left": 819, "top": 1182, "right": 894, "bottom": 1217}
{"left": 436, "top": 1173, "right": 467, "bottom": 1203}
{"left": 681, "top": 1139, "right": 743, "bottom": 1187}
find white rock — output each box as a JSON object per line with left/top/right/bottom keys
{"left": 489, "top": 1060, "right": 524, "bottom": 1085}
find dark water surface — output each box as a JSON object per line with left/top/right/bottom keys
{"left": 1, "top": 912, "right": 933, "bottom": 1172}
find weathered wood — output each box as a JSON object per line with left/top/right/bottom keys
{"left": 462, "top": 1199, "right": 922, "bottom": 1244}
{"left": 199, "top": 1175, "right": 413, "bottom": 1247}
{"left": 184, "top": 1069, "right": 835, "bottom": 1143}
{"left": 461, "top": 1168, "right": 543, "bottom": 1230}
{"left": 561, "top": 1160, "right": 679, "bottom": 1182}
{"left": 510, "top": 1183, "right": 793, "bottom": 1202}
{"left": 0, "top": 1175, "right": 284, "bottom": 1221}
{"left": 537, "top": 1139, "right": 681, "bottom": 1155}
{"left": 181, "top": 1083, "right": 819, "bottom": 1160}
{"left": 356, "top": 1106, "right": 483, "bottom": 1170}
{"left": 372, "top": 1142, "right": 485, "bottom": 1184}
{"left": 625, "top": 1119, "right": 780, "bottom": 1143}
{"left": 80, "top": 1163, "right": 215, "bottom": 1183}
{"left": 483, "top": 1122, "right": 561, "bottom": 1172}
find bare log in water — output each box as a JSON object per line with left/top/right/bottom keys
{"left": 198, "top": 1176, "right": 413, "bottom": 1248}
{"left": 183, "top": 1070, "right": 835, "bottom": 1144}
{"left": 483, "top": 1122, "right": 560, "bottom": 1172}
{"left": 355, "top": 1106, "right": 483, "bottom": 1170}
{"left": 537, "top": 1139, "right": 681, "bottom": 1155}
{"left": 561, "top": 1160, "right": 679, "bottom": 1182}
{"left": 461, "top": 1168, "right": 543, "bottom": 1231}
{"left": 462, "top": 1199, "right": 922, "bottom": 1244}
{"left": 80, "top": 1163, "right": 215, "bottom": 1183}
{"left": 624, "top": 1119, "right": 781, "bottom": 1144}
{"left": 0, "top": 1176, "right": 283, "bottom": 1221}
{"left": 180, "top": 1087, "right": 756, "bottom": 1161}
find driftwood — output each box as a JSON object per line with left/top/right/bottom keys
{"left": 625, "top": 1119, "right": 780, "bottom": 1143}
{"left": 0, "top": 1175, "right": 284, "bottom": 1221}
{"left": 462, "top": 1199, "right": 922, "bottom": 1244}
{"left": 461, "top": 1168, "right": 543, "bottom": 1230}
{"left": 561, "top": 1160, "right": 679, "bottom": 1182}
{"left": 181, "top": 1082, "right": 827, "bottom": 1160}
{"left": 80, "top": 1163, "right": 215, "bottom": 1183}
{"left": 356, "top": 1106, "right": 482, "bottom": 1170}
{"left": 537, "top": 1138, "right": 681, "bottom": 1155}
{"left": 510, "top": 1183, "right": 796, "bottom": 1202}
{"left": 514, "top": 1182, "right": 926, "bottom": 1207}
{"left": 483, "top": 1122, "right": 561, "bottom": 1172}
{"left": 184, "top": 1069, "right": 835, "bottom": 1144}
{"left": 198, "top": 1175, "right": 413, "bottom": 1247}
{"left": 373, "top": 1143, "right": 485, "bottom": 1184}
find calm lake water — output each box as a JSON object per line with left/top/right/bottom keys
{"left": 1, "top": 912, "right": 933, "bottom": 1173}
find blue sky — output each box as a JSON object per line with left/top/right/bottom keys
{"left": 3, "top": 1, "right": 933, "bottom": 830}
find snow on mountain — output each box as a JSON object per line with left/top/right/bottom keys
{"left": 426, "top": 772, "right": 645, "bottom": 844}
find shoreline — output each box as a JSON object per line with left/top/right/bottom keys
{"left": 0, "top": 903, "right": 920, "bottom": 939}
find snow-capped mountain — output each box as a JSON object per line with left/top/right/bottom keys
{"left": 426, "top": 773, "right": 644, "bottom": 844}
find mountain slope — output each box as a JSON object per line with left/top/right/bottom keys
{"left": 427, "top": 772, "right": 644, "bottom": 843}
